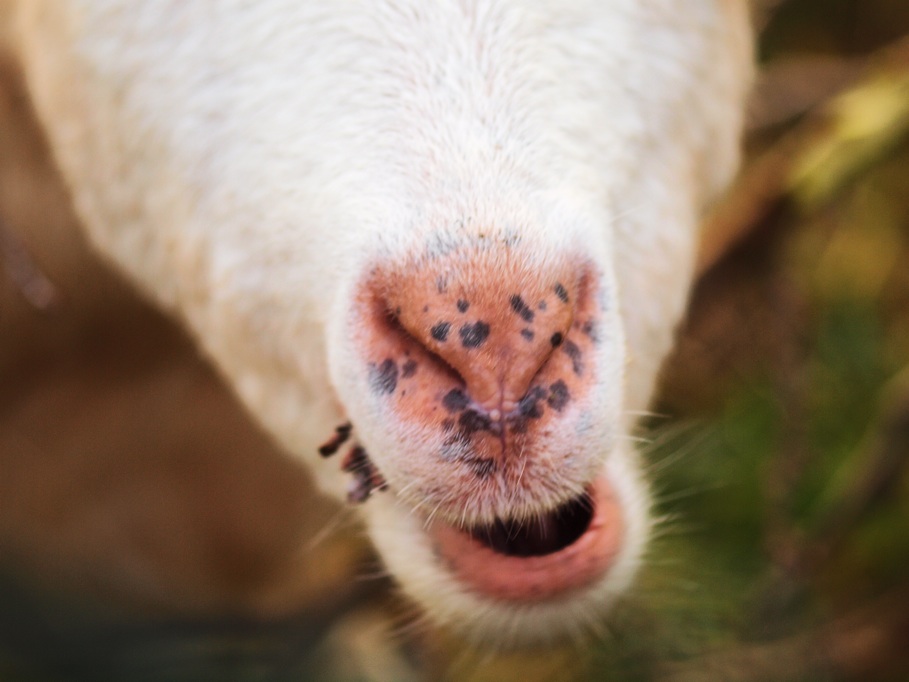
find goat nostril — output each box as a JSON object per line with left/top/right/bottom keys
{"left": 351, "top": 257, "right": 602, "bottom": 468}
{"left": 360, "top": 253, "right": 596, "bottom": 418}
{"left": 383, "top": 306, "right": 466, "bottom": 386}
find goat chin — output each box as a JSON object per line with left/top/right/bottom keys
{"left": 8, "top": 0, "right": 752, "bottom": 644}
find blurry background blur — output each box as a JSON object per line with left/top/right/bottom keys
{"left": 2, "top": 0, "right": 909, "bottom": 679}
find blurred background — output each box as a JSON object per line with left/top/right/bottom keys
{"left": 2, "top": 0, "right": 909, "bottom": 679}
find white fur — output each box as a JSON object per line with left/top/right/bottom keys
{"left": 9, "top": 0, "right": 752, "bottom": 642}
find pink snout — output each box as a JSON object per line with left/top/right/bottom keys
{"left": 356, "top": 248, "right": 603, "bottom": 477}
{"left": 332, "top": 246, "right": 626, "bottom": 603}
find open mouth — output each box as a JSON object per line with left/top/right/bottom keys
{"left": 320, "top": 423, "right": 624, "bottom": 603}
{"left": 427, "top": 475, "right": 623, "bottom": 602}
{"left": 470, "top": 492, "right": 593, "bottom": 557}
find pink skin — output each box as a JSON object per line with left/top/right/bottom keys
{"left": 353, "top": 249, "right": 601, "bottom": 481}
{"left": 427, "top": 475, "right": 623, "bottom": 602}
{"left": 329, "top": 246, "right": 625, "bottom": 601}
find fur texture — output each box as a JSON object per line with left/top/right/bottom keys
{"left": 9, "top": 0, "right": 752, "bottom": 643}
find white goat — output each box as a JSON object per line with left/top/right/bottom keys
{"left": 8, "top": 0, "right": 752, "bottom": 644}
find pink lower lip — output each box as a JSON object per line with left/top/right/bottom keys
{"left": 427, "top": 475, "right": 624, "bottom": 602}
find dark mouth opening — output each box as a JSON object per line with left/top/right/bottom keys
{"left": 469, "top": 492, "right": 594, "bottom": 557}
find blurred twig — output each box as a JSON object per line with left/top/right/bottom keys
{"left": 698, "top": 34, "right": 909, "bottom": 281}
{"left": 751, "top": 0, "right": 796, "bottom": 32}
{"left": 748, "top": 55, "right": 867, "bottom": 130}
{"left": 0, "top": 217, "right": 59, "bottom": 311}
